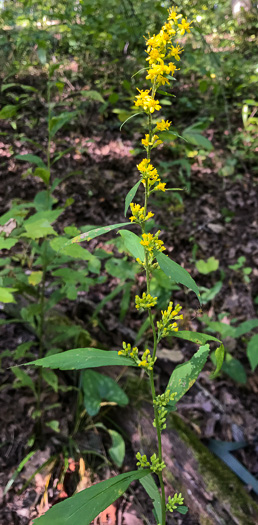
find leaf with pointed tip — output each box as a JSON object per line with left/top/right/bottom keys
{"left": 210, "top": 344, "right": 225, "bottom": 379}
{"left": 33, "top": 470, "right": 150, "bottom": 524}
{"left": 124, "top": 180, "right": 141, "bottom": 216}
{"left": 140, "top": 475, "right": 162, "bottom": 524}
{"left": 155, "top": 252, "right": 201, "bottom": 303}
{"left": 119, "top": 229, "right": 145, "bottom": 262}
{"left": 66, "top": 223, "right": 130, "bottom": 245}
{"left": 26, "top": 348, "right": 137, "bottom": 370}
{"left": 173, "top": 331, "right": 221, "bottom": 345}
{"left": 166, "top": 344, "right": 210, "bottom": 410}
{"left": 15, "top": 154, "right": 47, "bottom": 169}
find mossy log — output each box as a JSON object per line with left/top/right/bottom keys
{"left": 122, "top": 407, "right": 258, "bottom": 524}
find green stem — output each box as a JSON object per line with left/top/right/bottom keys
{"left": 142, "top": 111, "right": 166, "bottom": 523}
{"left": 36, "top": 260, "right": 47, "bottom": 416}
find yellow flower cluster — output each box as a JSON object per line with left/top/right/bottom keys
{"left": 134, "top": 6, "right": 192, "bottom": 115}
{"left": 140, "top": 231, "right": 166, "bottom": 256}
{"left": 135, "top": 89, "right": 161, "bottom": 113}
{"left": 137, "top": 348, "right": 155, "bottom": 371}
{"left": 157, "top": 302, "right": 183, "bottom": 340}
{"left": 156, "top": 119, "right": 171, "bottom": 131}
{"left": 142, "top": 134, "right": 163, "bottom": 149}
{"left": 118, "top": 343, "right": 155, "bottom": 371}
{"left": 137, "top": 158, "right": 167, "bottom": 193}
{"left": 129, "top": 203, "right": 154, "bottom": 224}
{"left": 135, "top": 292, "right": 158, "bottom": 310}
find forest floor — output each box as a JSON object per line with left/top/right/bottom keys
{"left": 0, "top": 73, "right": 258, "bottom": 524}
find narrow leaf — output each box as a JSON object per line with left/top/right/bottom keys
{"left": 15, "top": 154, "right": 47, "bottom": 169}
{"left": 33, "top": 470, "right": 150, "bottom": 524}
{"left": 124, "top": 180, "right": 141, "bottom": 216}
{"left": 120, "top": 112, "right": 142, "bottom": 130}
{"left": 173, "top": 331, "right": 221, "bottom": 345}
{"left": 119, "top": 229, "right": 145, "bottom": 262}
{"left": 140, "top": 474, "right": 162, "bottom": 524}
{"left": 66, "top": 223, "right": 130, "bottom": 245}
{"left": 235, "top": 319, "right": 258, "bottom": 338}
{"left": 155, "top": 252, "right": 201, "bottom": 303}
{"left": 210, "top": 344, "right": 225, "bottom": 379}
{"left": 4, "top": 451, "right": 36, "bottom": 495}
{"left": 26, "top": 348, "right": 137, "bottom": 370}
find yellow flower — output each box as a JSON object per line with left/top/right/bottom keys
{"left": 142, "top": 134, "right": 163, "bottom": 148}
{"left": 169, "top": 43, "right": 184, "bottom": 61}
{"left": 134, "top": 88, "right": 161, "bottom": 113}
{"left": 168, "top": 6, "right": 178, "bottom": 22}
{"left": 129, "top": 202, "right": 154, "bottom": 223}
{"left": 155, "top": 182, "right": 166, "bottom": 192}
{"left": 178, "top": 17, "right": 192, "bottom": 35}
{"left": 156, "top": 119, "right": 171, "bottom": 131}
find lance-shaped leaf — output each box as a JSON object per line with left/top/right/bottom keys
{"left": 172, "top": 331, "right": 221, "bottom": 345}
{"left": 26, "top": 348, "right": 137, "bottom": 370}
{"left": 140, "top": 474, "right": 162, "bottom": 524}
{"left": 119, "top": 229, "right": 145, "bottom": 262}
{"left": 33, "top": 470, "right": 150, "bottom": 524}
{"left": 124, "top": 180, "right": 141, "bottom": 216}
{"left": 155, "top": 251, "right": 201, "bottom": 303}
{"left": 210, "top": 344, "right": 225, "bottom": 379}
{"left": 15, "top": 153, "right": 47, "bottom": 169}
{"left": 166, "top": 344, "right": 210, "bottom": 411}
{"left": 66, "top": 223, "right": 130, "bottom": 245}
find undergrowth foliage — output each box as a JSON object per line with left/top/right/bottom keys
{"left": 24, "top": 7, "right": 225, "bottom": 525}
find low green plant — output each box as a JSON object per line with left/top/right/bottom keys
{"left": 24, "top": 8, "right": 225, "bottom": 524}
{"left": 0, "top": 63, "right": 107, "bottom": 431}
{"left": 202, "top": 314, "right": 258, "bottom": 384}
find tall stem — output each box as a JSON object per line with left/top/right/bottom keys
{"left": 142, "top": 110, "right": 166, "bottom": 524}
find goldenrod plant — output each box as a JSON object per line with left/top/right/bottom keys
{"left": 27, "top": 7, "right": 224, "bottom": 524}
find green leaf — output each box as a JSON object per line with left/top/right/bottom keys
{"left": 205, "top": 321, "right": 236, "bottom": 339}
{"left": 155, "top": 252, "right": 201, "bottom": 303}
{"left": 28, "top": 271, "right": 43, "bottom": 286}
{"left": 34, "top": 167, "right": 50, "bottom": 185}
{"left": 81, "top": 90, "right": 105, "bottom": 103}
{"left": 0, "top": 238, "right": 18, "bottom": 250}
{"left": 49, "top": 112, "right": 77, "bottom": 139}
{"left": 166, "top": 344, "right": 210, "bottom": 409}
{"left": 140, "top": 474, "right": 162, "bottom": 524}
{"left": 195, "top": 257, "right": 219, "bottom": 274}
{"left": 15, "top": 154, "right": 47, "bottom": 169}
{"left": 45, "top": 420, "right": 60, "bottom": 432}
{"left": 26, "top": 348, "right": 137, "bottom": 370}
{"left": 176, "top": 506, "right": 188, "bottom": 515}
{"left": 124, "top": 180, "right": 141, "bottom": 216}
{"left": 210, "top": 344, "right": 225, "bottom": 379}
{"left": 11, "top": 366, "right": 36, "bottom": 394}
{"left": 182, "top": 128, "right": 213, "bottom": 151}
{"left": 108, "top": 430, "right": 125, "bottom": 467}
{"left": 119, "top": 112, "right": 142, "bottom": 130}
{"left": 4, "top": 451, "right": 36, "bottom": 495}
{"left": 32, "top": 470, "right": 150, "bottom": 525}
{"left": 173, "top": 331, "right": 221, "bottom": 345}
{"left": 82, "top": 370, "right": 128, "bottom": 416}
{"left": 0, "top": 105, "right": 18, "bottom": 119}
{"left": 42, "top": 369, "right": 58, "bottom": 393}
{"left": 23, "top": 219, "right": 57, "bottom": 239}
{"left": 247, "top": 334, "right": 258, "bottom": 371}
{"left": 66, "top": 223, "right": 130, "bottom": 245}
{"left": 222, "top": 354, "right": 246, "bottom": 384}
{"left": 0, "top": 287, "right": 17, "bottom": 303}
{"left": 51, "top": 237, "right": 98, "bottom": 262}
{"left": 235, "top": 319, "right": 258, "bottom": 338}
{"left": 119, "top": 230, "right": 145, "bottom": 262}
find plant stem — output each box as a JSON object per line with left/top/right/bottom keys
{"left": 142, "top": 111, "right": 166, "bottom": 524}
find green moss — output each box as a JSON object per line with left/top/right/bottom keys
{"left": 169, "top": 414, "right": 258, "bottom": 525}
